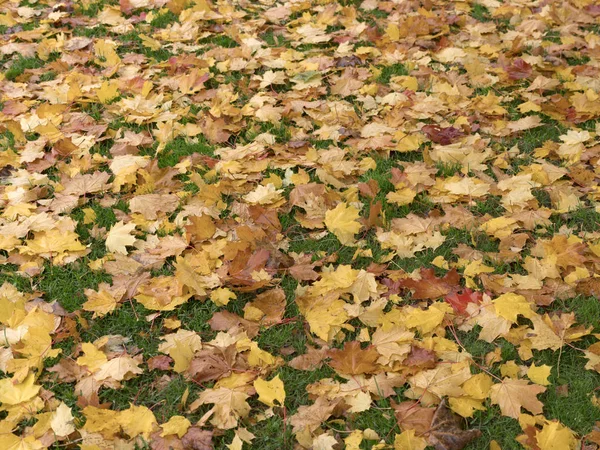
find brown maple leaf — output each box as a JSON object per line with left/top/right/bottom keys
{"left": 391, "top": 268, "right": 461, "bottom": 300}
{"left": 187, "top": 345, "right": 240, "bottom": 383}
{"left": 327, "top": 341, "right": 380, "bottom": 375}
{"left": 181, "top": 427, "right": 213, "bottom": 450}
{"left": 427, "top": 400, "right": 482, "bottom": 450}
{"left": 393, "top": 401, "right": 436, "bottom": 435}
{"left": 506, "top": 58, "right": 532, "bottom": 80}
{"left": 288, "top": 345, "right": 329, "bottom": 371}
{"left": 208, "top": 311, "right": 260, "bottom": 338}
{"left": 147, "top": 355, "right": 173, "bottom": 371}
{"left": 403, "top": 345, "right": 437, "bottom": 370}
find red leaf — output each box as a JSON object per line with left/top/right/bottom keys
{"left": 393, "top": 268, "right": 462, "bottom": 300}
{"left": 403, "top": 345, "right": 437, "bottom": 369}
{"left": 506, "top": 58, "right": 532, "bottom": 80}
{"left": 421, "top": 125, "right": 464, "bottom": 145}
{"left": 358, "top": 179, "right": 380, "bottom": 199}
{"left": 147, "top": 355, "right": 173, "bottom": 371}
{"left": 445, "top": 289, "right": 483, "bottom": 314}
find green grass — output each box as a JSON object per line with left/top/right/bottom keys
{"left": 536, "top": 348, "right": 600, "bottom": 432}
{"left": 200, "top": 34, "right": 239, "bottom": 48}
{"left": 78, "top": 0, "right": 105, "bottom": 17}
{"left": 547, "top": 206, "right": 600, "bottom": 234}
{"left": 377, "top": 63, "right": 409, "bottom": 84}
{"left": 3, "top": 2, "right": 600, "bottom": 449}
{"left": 157, "top": 136, "right": 214, "bottom": 167}
{"left": 39, "top": 71, "right": 57, "bottom": 82}
{"left": 150, "top": 11, "right": 178, "bottom": 28}
{"left": 37, "top": 263, "right": 112, "bottom": 312}
{"left": 4, "top": 56, "right": 45, "bottom": 81}
{"left": 0, "top": 266, "right": 33, "bottom": 292}
{"left": 73, "top": 24, "right": 109, "bottom": 37}
{"left": 470, "top": 3, "right": 492, "bottom": 22}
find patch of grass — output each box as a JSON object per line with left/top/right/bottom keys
{"left": 201, "top": 34, "right": 239, "bottom": 48}
{"left": 37, "top": 263, "right": 112, "bottom": 312}
{"left": 566, "top": 55, "right": 590, "bottom": 66}
{"left": 39, "top": 71, "right": 57, "bottom": 82}
{"left": 78, "top": 0, "right": 105, "bottom": 17}
{"left": 550, "top": 206, "right": 600, "bottom": 234}
{"left": 278, "top": 365, "right": 337, "bottom": 411}
{"left": 101, "top": 373, "right": 202, "bottom": 423}
{"left": 350, "top": 397, "right": 398, "bottom": 441}
{"left": 470, "top": 3, "right": 492, "bottom": 22}
{"left": 377, "top": 63, "right": 409, "bottom": 84}
{"left": 466, "top": 412, "right": 522, "bottom": 449}
{"left": 4, "top": 56, "right": 45, "bottom": 81}
{"left": 288, "top": 234, "right": 356, "bottom": 265}
{"left": 532, "top": 188, "right": 552, "bottom": 208}
{"left": 536, "top": 347, "right": 600, "bottom": 433}
{"left": 241, "top": 415, "right": 294, "bottom": 449}
{"left": 175, "top": 298, "right": 220, "bottom": 339}
{"left": 81, "top": 102, "right": 105, "bottom": 121}
{"left": 73, "top": 24, "right": 109, "bottom": 38}
{"left": 257, "top": 320, "right": 306, "bottom": 357}
{"left": 244, "top": 120, "right": 292, "bottom": 144}
{"left": 260, "top": 30, "right": 288, "bottom": 47}
{"left": 158, "top": 136, "right": 214, "bottom": 167}
{"left": 436, "top": 162, "right": 463, "bottom": 177}
{"left": 470, "top": 195, "right": 504, "bottom": 217}
{"left": 0, "top": 266, "right": 33, "bottom": 292}
{"left": 145, "top": 47, "right": 173, "bottom": 62}
{"left": 543, "top": 30, "right": 562, "bottom": 44}
{"left": 150, "top": 10, "right": 178, "bottom": 28}
{"left": 82, "top": 300, "right": 163, "bottom": 356}
{"left": 550, "top": 295, "right": 600, "bottom": 330}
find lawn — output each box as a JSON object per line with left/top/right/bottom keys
{"left": 0, "top": 0, "right": 600, "bottom": 449}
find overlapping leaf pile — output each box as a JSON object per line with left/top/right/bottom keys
{"left": 0, "top": 0, "right": 600, "bottom": 448}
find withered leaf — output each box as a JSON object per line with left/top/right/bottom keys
{"left": 427, "top": 400, "right": 482, "bottom": 450}
{"left": 328, "top": 341, "right": 381, "bottom": 375}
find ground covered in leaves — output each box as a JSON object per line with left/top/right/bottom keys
{"left": 1, "top": 0, "right": 600, "bottom": 449}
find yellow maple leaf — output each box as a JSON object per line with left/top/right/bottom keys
{"left": 82, "top": 287, "right": 123, "bottom": 318}
{"left": 76, "top": 342, "right": 107, "bottom": 372}
{"left": 194, "top": 387, "right": 251, "bottom": 429}
{"left": 448, "top": 397, "right": 486, "bottom": 418}
{"left": 344, "top": 430, "right": 363, "bottom": 450}
{"left": 0, "top": 433, "right": 43, "bottom": 450}
{"left": 82, "top": 406, "right": 121, "bottom": 439}
{"left": 527, "top": 364, "right": 552, "bottom": 386}
{"left": 105, "top": 221, "right": 137, "bottom": 255}
{"left": 404, "top": 302, "right": 451, "bottom": 334}
{"left": 50, "top": 402, "right": 75, "bottom": 437}
{"left": 94, "top": 39, "right": 121, "bottom": 68}
{"left": 93, "top": 355, "right": 143, "bottom": 382}
{"left": 490, "top": 378, "right": 546, "bottom": 418}
{"left": 160, "top": 415, "right": 191, "bottom": 438}
{"left": 298, "top": 294, "right": 349, "bottom": 342}
{"left": 493, "top": 293, "right": 534, "bottom": 323}
{"left": 96, "top": 80, "right": 119, "bottom": 104}
{"left": 119, "top": 404, "right": 157, "bottom": 439}
{"left": 394, "top": 429, "right": 427, "bottom": 450}
{"left": 158, "top": 329, "right": 202, "bottom": 373}
{"left": 210, "top": 287, "right": 237, "bottom": 306}
{"left": 536, "top": 420, "right": 577, "bottom": 450}
{"left": 21, "top": 230, "right": 86, "bottom": 258}
{"left": 386, "top": 186, "right": 416, "bottom": 206}
{"left": 0, "top": 373, "right": 40, "bottom": 405}
{"left": 254, "top": 375, "right": 286, "bottom": 407}
{"left": 324, "top": 203, "right": 362, "bottom": 245}
{"left": 463, "top": 373, "right": 493, "bottom": 399}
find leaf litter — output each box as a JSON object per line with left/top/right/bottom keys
{"left": 0, "top": 0, "right": 599, "bottom": 449}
